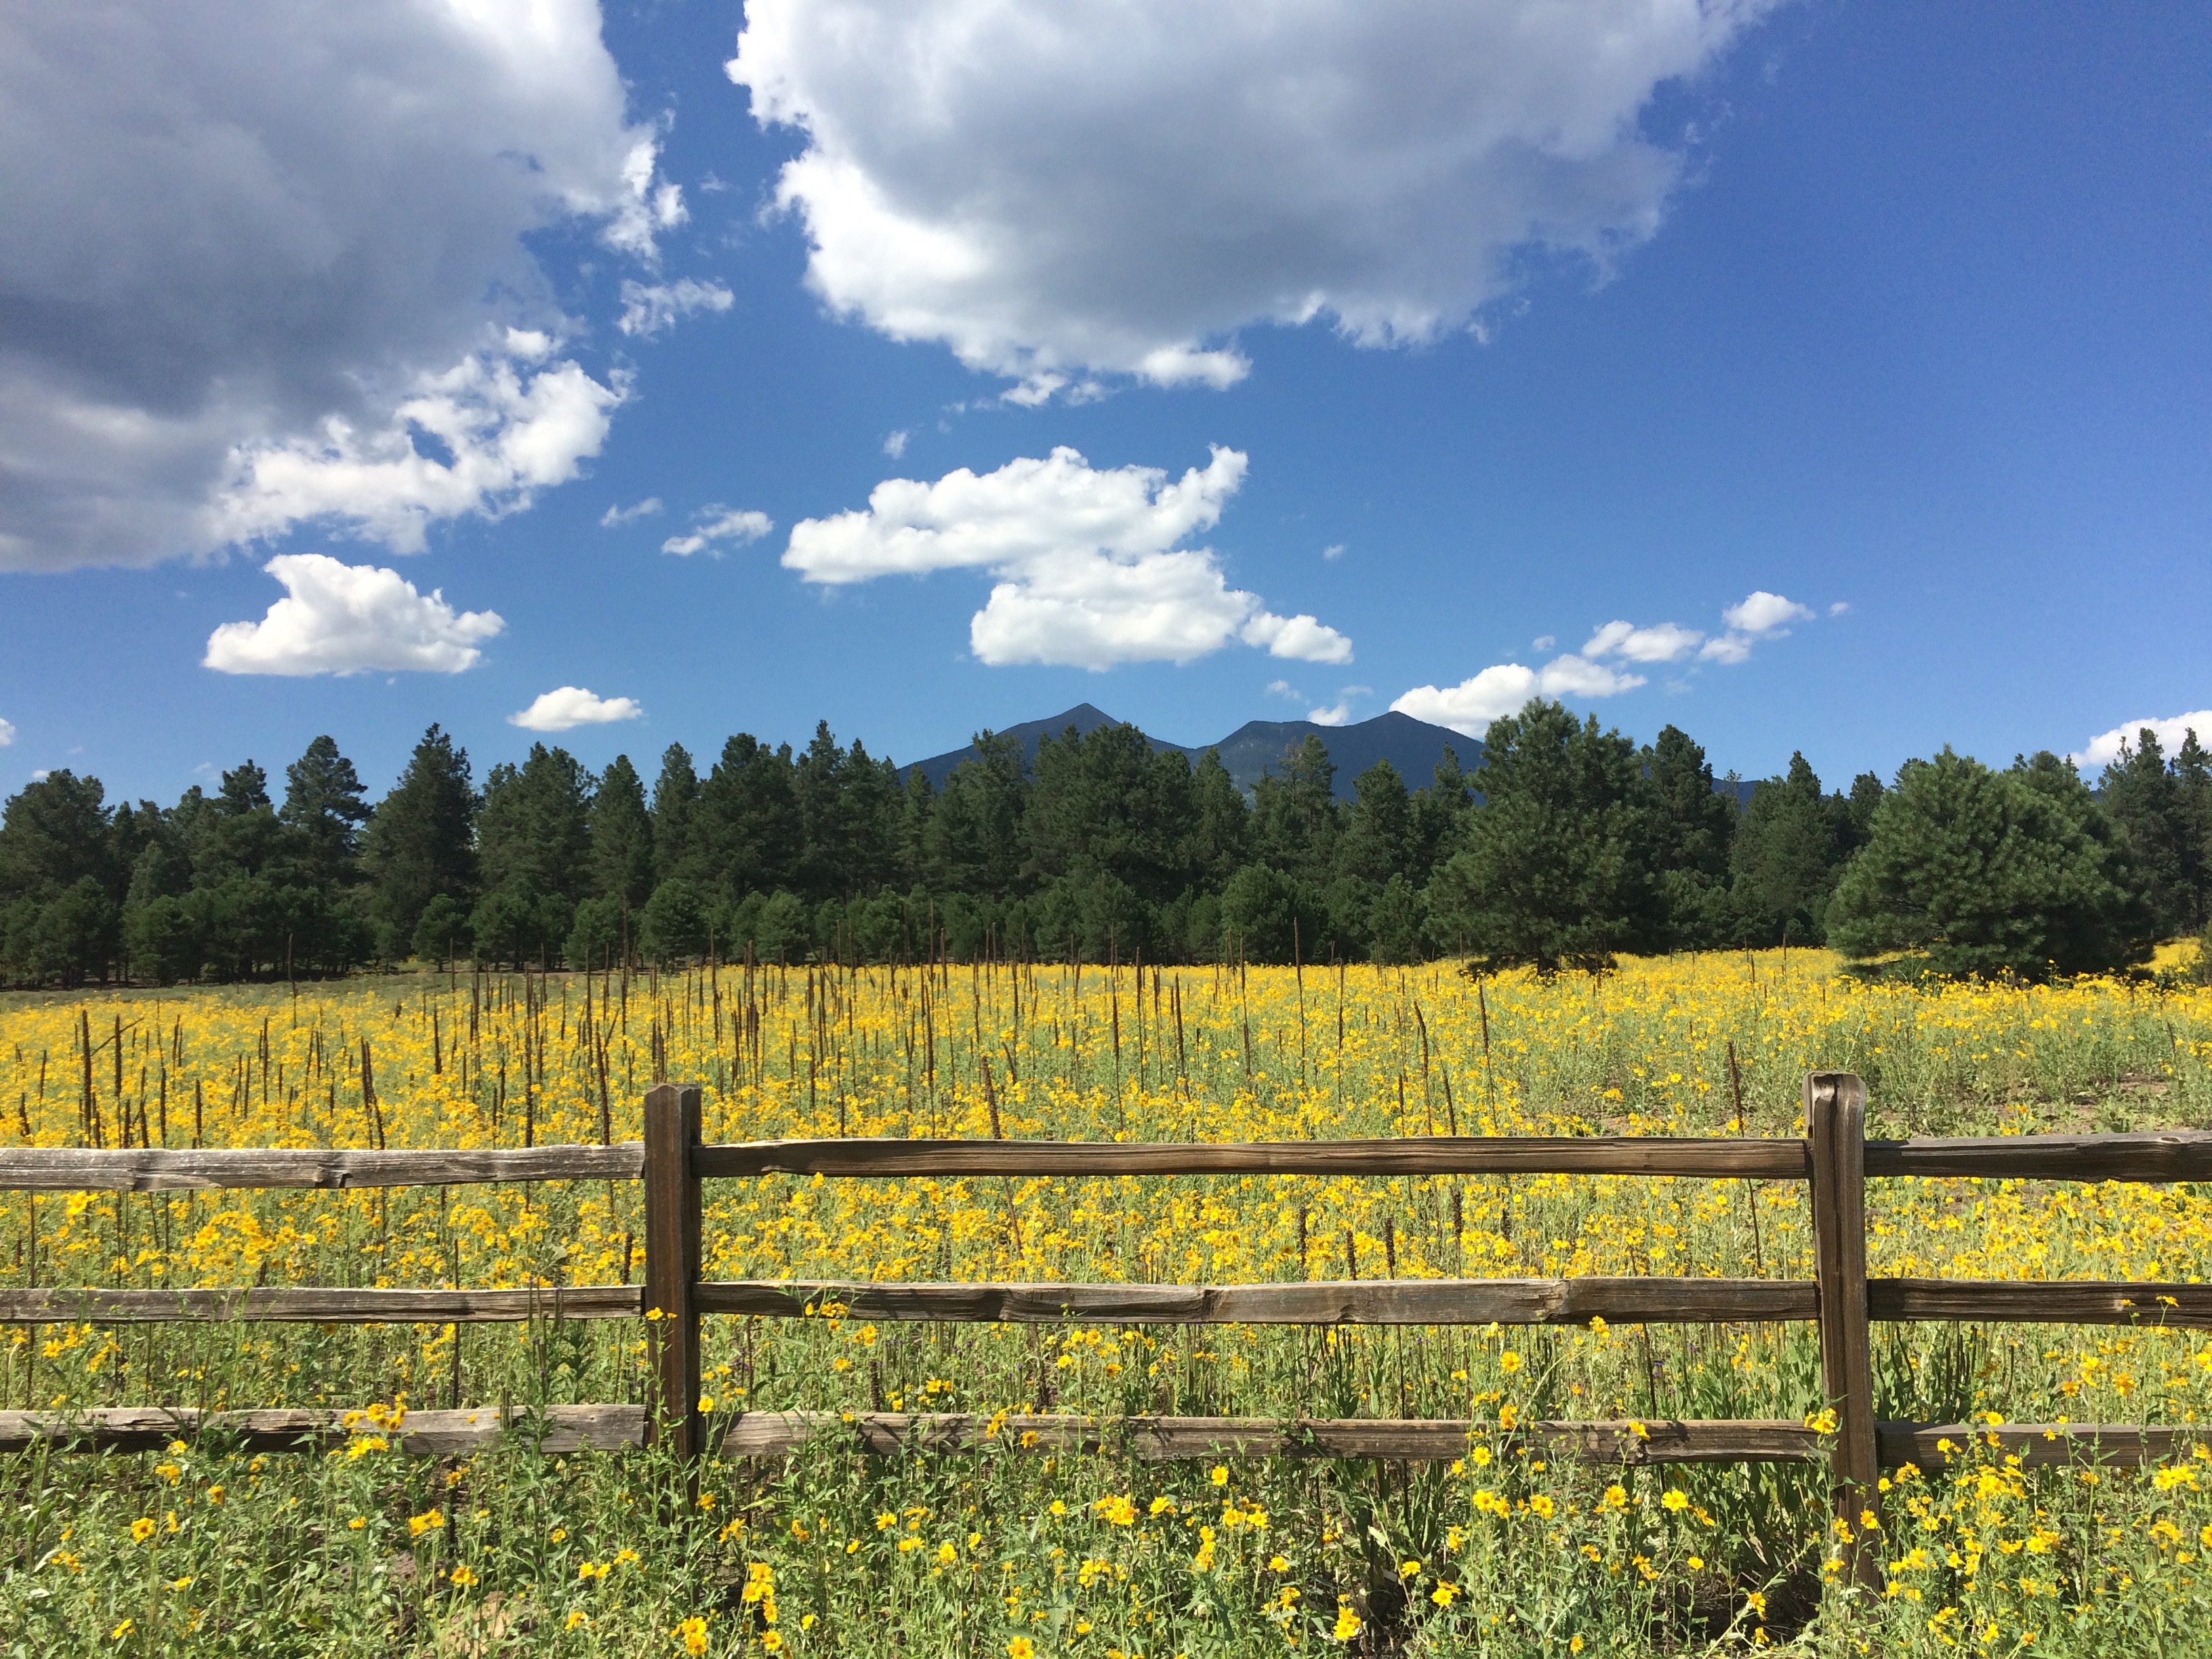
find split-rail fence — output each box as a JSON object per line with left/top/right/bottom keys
{"left": 2, "top": 1071, "right": 2210, "bottom": 1591}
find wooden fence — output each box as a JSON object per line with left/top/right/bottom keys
{"left": 3, "top": 1071, "right": 2211, "bottom": 1592}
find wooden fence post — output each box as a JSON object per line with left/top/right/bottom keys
{"left": 1806, "top": 1070, "right": 1879, "bottom": 1593}
{"left": 643, "top": 1082, "right": 703, "bottom": 1473}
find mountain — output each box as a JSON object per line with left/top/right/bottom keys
{"left": 904, "top": 705, "right": 1475, "bottom": 801}
{"left": 1206, "top": 711, "right": 1473, "bottom": 796}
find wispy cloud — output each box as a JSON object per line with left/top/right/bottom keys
{"left": 662, "top": 507, "right": 773, "bottom": 557}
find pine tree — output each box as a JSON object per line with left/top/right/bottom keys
{"left": 589, "top": 755, "right": 655, "bottom": 911}
{"left": 281, "top": 735, "right": 370, "bottom": 888}
{"left": 1829, "top": 749, "right": 2148, "bottom": 978}
{"left": 361, "top": 725, "right": 478, "bottom": 961}
{"left": 1641, "top": 724, "right": 1738, "bottom": 949}
{"left": 2101, "top": 727, "right": 2207, "bottom": 936}
{"left": 1729, "top": 754, "right": 1850, "bottom": 945}
{"left": 651, "top": 744, "right": 701, "bottom": 887}
{"left": 1427, "top": 700, "right": 1657, "bottom": 974}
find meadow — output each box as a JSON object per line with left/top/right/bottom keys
{"left": 1, "top": 949, "right": 2210, "bottom": 1656}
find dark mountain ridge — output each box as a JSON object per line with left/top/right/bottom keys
{"left": 905, "top": 705, "right": 1477, "bottom": 801}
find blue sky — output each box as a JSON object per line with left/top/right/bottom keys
{"left": 3, "top": 1, "right": 2208, "bottom": 806}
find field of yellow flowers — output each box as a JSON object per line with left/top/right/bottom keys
{"left": 2, "top": 949, "right": 2211, "bottom": 1656}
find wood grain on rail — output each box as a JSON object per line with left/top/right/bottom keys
{"left": 1877, "top": 1421, "right": 2208, "bottom": 1469}
{"left": 718, "top": 1412, "right": 1824, "bottom": 1463}
{"left": 1866, "top": 1131, "right": 2212, "bottom": 1183}
{"left": 0, "top": 1403, "right": 644, "bottom": 1455}
{"left": 0, "top": 1143, "right": 644, "bottom": 1192}
{"left": 696, "top": 1135, "right": 1810, "bottom": 1181}
{"left": 0, "top": 1285, "right": 643, "bottom": 1324}
{"left": 695, "top": 1275, "right": 1817, "bottom": 1326}
{"left": 1870, "top": 1279, "right": 2212, "bottom": 1329}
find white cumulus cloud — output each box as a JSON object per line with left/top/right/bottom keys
{"left": 1721, "top": 589, "right": 1814, "bottom": 634}
{"left": 662, "top": 507, "right": 775, "bottom": 557}
{"left": 509, "top": 686, "right": 644, "bottom": 732}
{"left": 1396, "top": 588, "right": 1828, "bottom": 735}
{"left": 601, "top": 497, "right": 664, "bottom": 527}
{"left": 203, "top": 553, "right": 504, "bottom": 676}
{"left": 209, "top": 333, "right": 625, "bottom": 556}
{"left": 1701, "top": 588, "right": 1814, "bottom": 662}
{"left": 617, "top": 278, "right": 735, "bottom": 338}
{"left": 2071, "top": 710, "right": 2212, "bottom": 771}
{"left": 729, "top": 0, "right": 1769, "bottom": 397}
{"left": 0, "top": 1, "right": 679, "bottom": 571}
{"left": 0, "top": 718, "right": 15, "bottom": 747}
{"left": 783, "top": 446, "right": 1350, "bottom": 670}
{"left": 1392, "top": 654, "right": 1646, "bottom": 737}
{"left": 1583, "top": 619, "right": 1703, "bottom": 663}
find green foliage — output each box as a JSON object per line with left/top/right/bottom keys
{"left": 1828, "top": 748, "right": 2150, "bottom": 979}
{"left": 1727, "top": 753, "right": 1871, "bottom": 946}
{"left": 16, "top": 698, "right": 2212, "bottom": 985}
{"left": 638, "top": 878, "right": 709, "bottom": 964}
{"left": 1218, "top": 861, "right": 1330, "bottom": 964}
{"left": 1641, "top": 724, "right": 1740, "bottom": 949}
{"left": 411, "top": 893, "right": 474, "bottom": 967}
{"left": 361, "top": 726, "right": 477, "bottom": 960}
{"left": 2101, "top": 725, "right": 2212, "bottom": 938}
{"left": 1428, "top": 700, "right": 1656, "bottom": 973}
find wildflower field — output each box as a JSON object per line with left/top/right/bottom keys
{"left": 3, "top": 949, "right": 2212, "bottom": 1656}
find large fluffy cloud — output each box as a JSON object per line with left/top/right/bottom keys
{"left": 2072, "top": 710, "right": 2212, "bottom": 771}
{"left": 203, "top": 554, "right": 504, "bottom": 676}
{"left": 783, "top": 446, "right": 1351, "bottom": 670}
{"left": 0, "top": 1, "right": 678, "bottom": 571}
{"left": 729, "top": 0, "right": 1769, "bottom": 396}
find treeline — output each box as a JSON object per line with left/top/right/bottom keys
{"left": 2, "top": 702, "right": 2207, "bottom": 986}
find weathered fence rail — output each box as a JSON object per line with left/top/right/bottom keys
{"left": 3, "top": 1072, "right": 2211, "bottom": 1594}
{"left": 0, "top": 1143, "right": 643, "bottom": 1191}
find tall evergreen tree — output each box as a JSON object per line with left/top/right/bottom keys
{"left": 2101, "top": 726, "right": 2209, "bottom": 936}
{"left": 362, "top": 724, "right": 478, "bottom": 960}
{"left": 651, "top": 744, "right": 702, "bottom": 887}
{"left": 1186, "top": 750, "right": 1250, "bottom": 888}
{"left": 1407, "top": 746, "right": 1475, "bottom": 883}
{"left": 281, "top": 735, "right": 370, "bottom": 888}
{"left": 478, "top": 744, "right": 594, "bottom": 901}
{"left": 1026, "top": 722, "right": 1199, "bottom": 902}
{"left": 1729, "top": 754, "right": 1851, "bottom": 945}
{"left": 1427, "top": 700, "right": 1656, "bottom": 973}
{"left": 1250, "top": 735, "right": 1340, "bottom": 885}
{"left": 695, "top": 733, "right": 802, "bottom": 900}
{"left": 1641, "top": 724, "right": 1738, "bottom": 949}
{"left": 588, "top": 755, "right": 655, "bottom": 911}
{"left": 924, "top": 731, "right": 1027, "bottom": 896}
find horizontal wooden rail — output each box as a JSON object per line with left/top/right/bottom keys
{"left": 717, "top": 1412, "right": 2209, "bottom": 1468}
{"left": 698, "top": 1135, "right": 1811, "bottom": 1181}
{"left": 0, "top": 1285, "right": 641, "bottom": 1324}
{"left": 1870, "top": 1279, "right": 2212, "bottom": 1330}
{"left": 695, "top": 1276, "right": 1818, "bottom": 1326}
{"left": 0, "top": 1143, "right": 643, "bottom": 1192}
{"left": 718, "top": 1411, "right": 1820, "bottom": 1462}
{"left": 13, "top": 1277, "right": 2206, "bottom": 1332}
{"left": 5, "top": 1128, "right": 2204, "bottom": 1195}
{"left": 3, "top": 1405, "right": 2198, "bottom": 1469}
{"left": 1866, "top": 1131, "right": 2212, "bottom": 1183}
{"left": 1876, "top": 1421, "right": 2209, "bottom": 1469}
{"left": 0, "top": 1403, "right": 643, "bottom": 1455}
